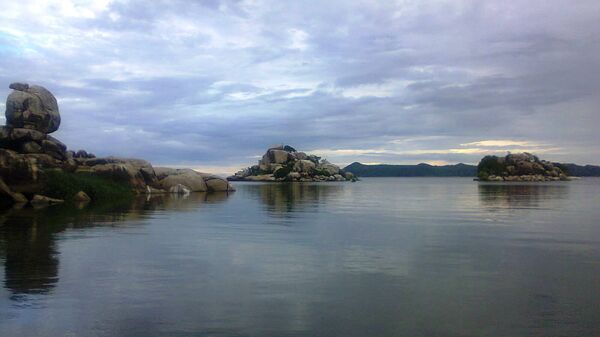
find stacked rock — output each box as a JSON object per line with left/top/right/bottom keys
{"left": 1, "top": 82, "right": 69, "bottom": 162}
{"left": 228, "top": 145, "right": 357, "bottom": 182}
{"left": 0, "top": 82, "right": 234, "bottom": 206}
{"left": 0, "top": 83, "right": 76, "bottom": 203}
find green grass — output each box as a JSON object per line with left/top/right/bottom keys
{"left": 41, "top": 169, "right": 134, "bottom": 202}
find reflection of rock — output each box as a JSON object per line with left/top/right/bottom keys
{"left": 478, "top": 183, "right": 569, "bottom": 208}
{"left": 250, "top": 182, "right": 343, "bottom": 216}
{"left": 0, "top": 192, "right": 232, "bottom": 296}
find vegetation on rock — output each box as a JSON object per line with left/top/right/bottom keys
{"left": 475, "top": 152, "right": 569, "bottom": 182}
{"left": 42, "top": 169, "right": 134, "bottom": 202}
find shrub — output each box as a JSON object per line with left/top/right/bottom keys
{"left": 274, "top": 166, "right": 292, "bottom": 179}
{"left": 477, "top": 156, "right": 505, "bottom": 178}
{"left": 314, "top": 168, "right": 331, "bottom": 177}
{"left": 41, "top": 169, "right": 134, "bottom": 202}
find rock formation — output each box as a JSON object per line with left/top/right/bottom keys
{"left": 476, "top": 152, "right": 569, "bottom": 182}
{"left": 0, "top": 82, "right": 234, "bottom": 206}
{"left": 228, "top": 145, "right": 357, "bottom": 182}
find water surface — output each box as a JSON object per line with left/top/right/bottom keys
{"left": 1, "top": 178, "right": 599, "bottom": 336}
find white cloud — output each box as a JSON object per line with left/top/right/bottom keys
{"left": 288, "top": 28, "right": 309, "bottom": 51}
{"left": 460, "top": 140, "right": 542, "bottom": 147}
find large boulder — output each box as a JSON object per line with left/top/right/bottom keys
{"left": 5, "top": 83, "right": 61, "bottom": 134}
{"left": 77, "top": 157, "right": 158, "bottom": 192}
{"left": 270, "top": 149, "right": 290, "bottom": 164}
{"left": 0, "top": 149, "right": 41, "bottom": 191}
{"left": 199, "top": 173, "right": 235, "bottom": 192}
{"left": 318, "top": 160, "right": 340, "bottom": 175}
{"left": 0, "top": 177, "right": 27, "bottom": 204}
{"left": 154, "top": 168, "right": 208, "bottom": 192}
{"left": 293, "top": 159, "right": 316, "bottom": 173}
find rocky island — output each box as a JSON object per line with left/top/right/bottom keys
{"left": 476, "top": 152, "right": 570, "bottom": 182}
{"left": 0, "top": 82, "right": 234, "bottom": 207}
{"left": 228, "top": 145, "right": 357, "bottom": 182}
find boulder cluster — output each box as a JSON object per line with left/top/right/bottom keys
{"left": 0, "top": 82, "right": 233, "bottom": 206}
{"left": 476, "top": 152, "right": 569, "bottom": 182}
{"left": 228, "top": 145, "right": 357, "bottom": 182}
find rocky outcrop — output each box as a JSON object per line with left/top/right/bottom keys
{"left": 0, "top": 82, "right": 234, "bottom": 207}
{"left": 228, "top": 145, "right": 357, "bottom": 182}
{"left": 476, "top": 152, "right": 569, "bottom": 182}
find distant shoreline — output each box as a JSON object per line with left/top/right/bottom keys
{"left": 344, "top": 162, "right": 600, "bottom": 178}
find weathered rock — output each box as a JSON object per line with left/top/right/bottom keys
{"left": 270, "top": 149, "right": 290, "bottom": 164}
{"left": 41, "top": 139, "right": 66, "bottom": 157}
{"left": 293, "top": 159, "right": 316, "bottom": 173}
{"left": 73, "top": 191, "right": 92, "bottom": 202}
{"left": 20, "top": 141, "right": 42, "bottom": 153}
{"left": 293, "top": 152, "right": 308, "bottom": 160}
{"left": 200, "top": 173, "right": 235, "bottom": 192}
{"left": 9, "top": 127, "right": 47, "bottom": 142}
{"left": 30, "top": 194, "right": 64, "bottom": 207}
{"left": 318, "top": 160, "right": 340, "bottom": 175}
{"left": 5, "top": 83, "right": 61, "bottom": 134}
{"left": 9, "top": 82, "right": 29, "bottom": 91}
{"left": 0, "top": 149, "right": 40, "bottom": 189}
{"left": 155, "top": 168, "right": 208, "bottom": 192}
{"left": 77, "top": 157, "right": 158, "bottom": 192}
{"left": 0, "top": 177, "right": 28, "bottom": 204}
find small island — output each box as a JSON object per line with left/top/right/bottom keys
{"left": 476, "top": 152, "right": 570, "bottom": 182}
{"left": 228, "top": 145, "right": 357, "bottom": 182}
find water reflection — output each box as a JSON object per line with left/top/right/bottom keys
{"left": 250, "top": 182, "right": 343, "bottom": 217}
{"left": 478, "top": 182, "right": 570, "bottom": 208}
{"left": 0, "top": 193, "right": 231, "bottom": 297}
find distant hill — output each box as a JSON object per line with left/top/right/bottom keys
{"left": 343, "top": 162, "right": 477, "bottom": 177}
{"left": 344, "top": 162, "right": 600, "bottom": 177}
{"left": 560, "top": 164, "right": 600, "bottom": 177}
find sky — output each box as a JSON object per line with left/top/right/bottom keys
{"left": 0, "top": 0, "right": 599, "bottom": 174}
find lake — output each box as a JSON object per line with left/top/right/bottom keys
{"left": 1, "top": 177, "right": 599, "bottom": 337}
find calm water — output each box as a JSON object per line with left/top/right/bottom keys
{"left": 1, "top": 178, "right": 600, "bottom": 337}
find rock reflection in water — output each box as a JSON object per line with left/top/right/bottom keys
{"left": 0, "top": 192, "right": 231, "bottom": 297}
{"left": 252, "top": 182, "right": 343, "bottom": 216}
{"left": 478, "top": 182, "right": 570, "bottom": 209}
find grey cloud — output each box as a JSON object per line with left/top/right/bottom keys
{"left": 0, "top": 0, "right": 599, "bottom": 171}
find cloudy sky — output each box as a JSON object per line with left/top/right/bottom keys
{"left": 0, "top": 0, "right": 599, "bottom": 173}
